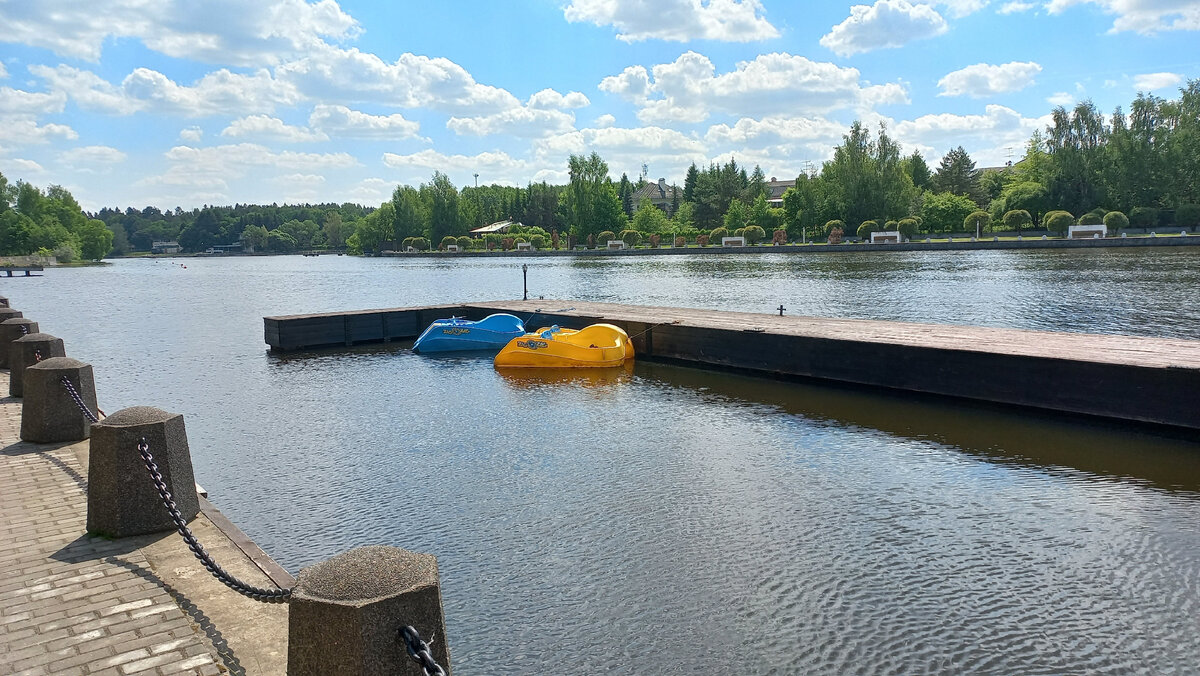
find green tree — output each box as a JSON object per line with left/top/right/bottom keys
{"left": 920, "top": 192, "right": 978, "bottom": 232}
{"left": 1102, "top": 210, "right": 1129, "bottom": 231}
{"left": 566, "top": 152, "right": 623, "bottom": 237}
{"left": 964, "top": 210, "right": 991, "bottom": 235}
{"left": 723, "top": 199, "right": 749, "bottom": 231}
{"left": 901, "top": 150, "right": 932, "bottom": 191}
{"left": 77, "top": 219, "right": 114, "bottom": 259}
{"left": 932, "top": 146, "right": 981, "bottom": 203}
{"left": 1043, "top": 210, "right": 1075, "bottom": 234}
{"left": 241, "top": 224, "right": 269, "bottom": 251}
{"left": 632, "top": 198, "right": 669, "bottom": 233}
{"left": 426, "top": 171, "right": 460, "bottom": 244}
{"left": 1002, "top": 210, "right": 1032, "bottom": 232}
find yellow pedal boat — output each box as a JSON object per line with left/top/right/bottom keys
{"left": 493, "top": 323, "right": 634, "bottom": 368}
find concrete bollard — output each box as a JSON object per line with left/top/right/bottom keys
{"left": 0, "top": 307, "right": 22, "bottom": 323}
{"left": 9, "top": 333, "right": 66, "bottom": 397}
{"left": 87, "top": 407, "right": 200, "bottom": 538}
{"left": 289, "top": 545, "right": 451, "bottom": 676}
{"left": 21, "top": 357, "right": 97, "bottom": 443}
{"left": 0, "top": 295, "right": 8, "bottom": 307}
{"left": 0, "top": 318, "right": 39, "bottom": 368}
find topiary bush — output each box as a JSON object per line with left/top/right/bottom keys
{"left": 697, "top": 234, "right": 710, "bottom": 246}
{"left": 857, "top": 220, "right": 879, "bottom": 240}
{"left": 772, "top": 229, "right": 787, "bottom": 245}
{"left": 710, "top": 227, "right": 729, "bottom": 242}
{"left": 586, "top": 234, "right": 596, "bottom": 249}
{"left": 440, "top": 235, "right": 457, "bottom": 250}
{"left": 1176, "top": 204, "right": 1200, "bottom": 228}
{"left": 824, "top": 220, "right": 845, "bottom": 237}
{"left": 1129, "top": 206, "right": 1158, "bottom": 228}
{"left": 530, "top": 234, "right": 546, "bottom": 249}
{"left": 675, "top": 236, "right": 686, "bottom": 247}
{"left": 649, "top": 234, "right": 661, "bottom": 248}
{"left": 828, "top": 226, "right": 844, "bottom": 244}
{"left": 402, "top": 237, "right": 415, "bottom": 251}
{"left": 412, "top": 237, "right": 429, "bottom": 251}
{"left": 1103, "top": 210, "right": 1129, "bottom": 231}
{"left": 618, "top": 229, "right": 641, "bottom": 247}
{"left": 501, "top": 237, "right": 514, "bottom": 251}
{"left": 733, "top": 227, "right": 746, "bottom": 239}
{"left": 884, "top": 220, "right": 898, "bottom": 231}
{"left": 1079, "top": 207, "right": 1106, "bottom": 225}
{"left": 457, "top": 236, "right": 472, "bottom": 250}
{"left": 1002, "top": 210, "right": 1032, "bottom": 231}
{"left": 597, "top": 230, "right": 616, "bottom": 244}
{"left": 743, "top": 225, "right": 766, "bottom": 244}
{"left": 1042, "top": 210, "right": 1074, "bottom": 234}
{"left": 897, "top": 218, "right": 918, "bottom": 240}
{"left": 963, "top": 210, "right": 990, "bottom": 233}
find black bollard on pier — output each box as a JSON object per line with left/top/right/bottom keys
{"left": 21, "top": 357, "right": 98, "bottom": 443}
{"left": 289, "top": 545, "right": 451, "bottom": 676}
{"left": 9, "top": 332, "right": 66, "bottom": 397}
{"left": 87, "top": 407, "right": 200, "bottom": 538}
{"left": 0, "top": 295, "right": 8, "bottom": 307}
{"left": 0, "top": 317, "right": 38, "bottom": 367}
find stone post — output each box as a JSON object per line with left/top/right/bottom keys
{"left": 21, "top": 357, "right": 97, "bottom": 443}
{"left": 0, "top": 307, "right": 22, "bottom": 323}
{"left": 289, "top": 545, "right": 451, "bottom": 676}
{"left": 9, "top": 333, "right": 66, "bottom": 397}
{"left": 87, "top": 407, "right": 200, "bottom": 538}
{"left": 0, "top": 318, "right": 39, "bottom": 367}
{"left": 0, "top": 295, "right": 9, "bottom": 307}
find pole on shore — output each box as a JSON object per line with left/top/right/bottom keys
{"left": 522, "top": 264, "right": 528, "bottom": 301}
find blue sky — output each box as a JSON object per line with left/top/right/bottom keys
{"left": 1, "top": 0, "right": 1197, "bottom": 211}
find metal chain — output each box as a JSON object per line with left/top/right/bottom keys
{"left": 400, "top": 626, "right": 447, "bottom": 676}
{"left": 19, "top": 323, "right": 29, "bottom": 335}
{"left": 137, "top": 437, "right": 292, "bottom": 603}
{"left": 34, "top": 349, "right": 43, "bottom": 363}
{"left": 60, "top": 376, "right": 100, "bottom": 424}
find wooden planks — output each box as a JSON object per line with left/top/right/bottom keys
{"left": 264, "top": 299, "right": 1200, "bottom": 430}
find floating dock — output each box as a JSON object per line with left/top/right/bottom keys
{"left": 264, "top": 300, "right": 1200, "bottom": 431}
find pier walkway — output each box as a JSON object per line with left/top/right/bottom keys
{"left": 0, "top": 372, "right": 288, "bottom": 675}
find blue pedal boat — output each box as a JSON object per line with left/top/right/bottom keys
{"left": 412, "top": 313, "right": 526, "bottom": 353}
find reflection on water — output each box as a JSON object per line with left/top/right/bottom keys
{"left": 495, "top": 363, "right": 636, "bottom": 390}
{"left": 6, "top": 252, "right": 1200, "bottom": 674}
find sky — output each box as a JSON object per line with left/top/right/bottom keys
{"left": 0, "top": 0, "right": 1198, "bottom": 212}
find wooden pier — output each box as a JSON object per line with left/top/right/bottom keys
{"left": 1, "top": 265, "right": 43, "bottom": 277}
{"left": 264, "top": 300, "right": 1200, "bottom": 431}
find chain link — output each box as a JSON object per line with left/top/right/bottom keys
{"left": 137, "top": 437, "right": 292, "bottom": 603}
{"left": 400, "top": 626, "right": 448, "bottom": 676}
{"left": 60, "top": 376, "right": 100, "bottom": 424}
{"left": 33, "top": 348, "right": 43, "bottom": 363}
{"left": 19, "top": 323, "right": 29, "bottom": 335}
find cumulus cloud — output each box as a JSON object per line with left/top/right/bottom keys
{"left": 0, "top": 0, "right": 360, "bottom": 66}
{"left": 599, "top": 65, "right": 654, "bottom": 103}
{"left": 937, "top": 62, "right": 1042, "bottom": 98}
{"left": 939, "top": 0, "right": 988, "bottom": 17}
{"left": 346, "top": 177, "right": 393, "bottom": 203}
{"left": 704, "top": 115, "right": 847, "bottom": 146}
{"left": 894, "top": 104, "right": 1049, "bottom": 165}
{"left": 31, "top": 64, "right": 300, "bottom": 117}
{"left": 308, "top": 104, "right": 423, "bottom": 140}
{"left": 527, "top": 89, "right": 590, "bottom": 109}
{"left": 600, "top": 51, "right": 907, "bottom": 124}
{"left": 382, "top": 149, "right": 532, "bottom": 186}
{"left": 446, "top": 107, "right": 577, "bottom": 138}
{"left": 179, "top": 126, "right": 204, "bottom": 142}
{"left": 0, "top": 87, "right": 68, "bottom": 115}
{"left": 998, "top": 1, "right": 1035, "bottom": 13}
{"left": 563, "top": 0, "right": 780, "bottom": 42}
{"left": 1133, "top": 72, "right": 1183, "bottom": 91}
{"left": 594, "top": 113, "right": 616, "bottom": 128}
{"left": 531, "top": 126, "right": 708, "bottom": 180}
{"left": 1046, "top": 91, "right": 1074, "bottom": 106}
{"left": 221, "top": 115, "right": 329, "bottom": 142}
{"left": 1046, "top": 0, "right": 1200, "bottom": 33}
{"left": 0, "top": 62, "right": 8, "bottom": 79}
{"left": 140, "top": 143, "right": 357, "bottom": 192}
{"left": 0, "top": 117, "right": 78, "bottom": 148}
{"left": 820, "top": 0, "right": 949, "bottom": 57}
{"left": 6, "top": 159, "right": 45, "bottom": 175}
{"left": 60, "top": 145, "right": 128, "bottom": 165}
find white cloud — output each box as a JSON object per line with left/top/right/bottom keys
{"left": 1133, "top": 72, "right": 1183, "bottom": 91}
{"left": 1046, "top": 91, "right": 1074, "bottom": 106}
{"left": 180, "top": 126, "right": 204, "bottom": 142}
{"left": 940, "top": 0, "right": 988, "bottom": 17}
{"left": 937, "top": 62, "right": 1042, "bottom": 98}
{"left": 141, "top": 143, "right": 357, "bottom": 192}
{"left": 0, "top": 0, "right": 361, "bottom": 66}
{"left": 820, "top": 0, "right": 949, "bottom": 57}
{"left": 894, "top": 104, "right": 1049, "bottom": 165}
{"left": 6, "top": 158, "right": 45, "bottom": 175}
{"left": 0, "top": 117, "right": 78, "bottom": 148}
{"left": 704, "top": 116, "right": 847, "bottom": 146}
{"left": 531, "top": 126, "right": 708, "bottom": 181}
{"left": 31, "top": 64, "right": 300, "bottom": 117}
{"left": 998, "top": 1, "right": 1034, "bottom": 13}
{"left": 0, "top": 62, "right": 8, "bottom": 79}
{"left": 0, "top": 87, "right": 67, "bottom": 115}
{"left": 308, "top": 104, "right": 423, "bottom": 140}
{"left": 527, "top": 89, "right": 590, "bottom": 109}
{"left": 276, "top": 173, "right": 326, "bottom": 185}
{"left": 563, "top": 0, "right": 780, "bottom": 42}
{"left": 602, "top": 51, "right": 908, "bottom": 124}
{"left": 594, "top": 113, "right": 616, "bottom": 128}
{"left": 221, "top": 115, "right": 329, "bottom": 142}
{"left": 346, "top": 177, "right": 393, "bottom": 203}
{"left": 446, "top": 107, "right": 577, "bottom": 138}
{"left": 60, "top": 145, "right": 128, "bottom": 165}
{"left": 1046, "top": 0, "right": 1200, "bottom": 33}
{"left": 382, "top": 149, "right": 531, "bottom": 186}
{"left": 599, "top": 65, "right": 653, "bottom": 103}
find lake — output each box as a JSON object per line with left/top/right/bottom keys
{"left": 7, "top": 249, "right": 1200, "bottom": 674}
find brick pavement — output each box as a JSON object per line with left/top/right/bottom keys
{"left": 0, "top": 371, "right": 264, "bottom": 675}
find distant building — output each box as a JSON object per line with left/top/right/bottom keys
{"left": 151, "top": 240, "right": 181, "bottom": 254}
{"left": 632, "top": 178, "right": 677, "bottom": 214}
{"left": 470, "top": 219, "right": 521, "bottom": 235}
{"left": 766, "top": 177, "right": 796, "bottom": 206}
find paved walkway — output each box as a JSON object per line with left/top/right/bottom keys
{"left": 0, "top": 372, "right": 287, "bottom": 675}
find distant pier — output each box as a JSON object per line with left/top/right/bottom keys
{"left": 265, "top": 300, "right": 1200, "bottom": 431}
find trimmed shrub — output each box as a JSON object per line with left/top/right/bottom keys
{"left": 1103, "top": 210, "right": 1129, "bottom": 231}
{"left": 586, "top": 234, "right": 596, "bottom": 249}
{"left": 1079, "top": 207, "right": 1106, "bottom": 225}
{"left": 412, "top": 237, "right": 429, "bottom": 251}
{"left": 733, "top": 227, "right": 746, "bottom": 239}
{"left": 963, "top": 210, "right": 990, "bottom": 232}
{"left": 501, "top": 237, "right": 514, "bottom": 251}
{"left": 710, "top": 227, "right": 729, "bottom": 242}
{"left": 857, "top": 220, "right": 879, "bottom": 240}
{"left": 675, "top": 236, "right": 687, "bottom": 247}
{"left": 697, "top": 234, "right": 710, "bottom": 246}
{"left": 884, "top": 220, "right": 898, "bottom": 231}
{"left": 1002, "top": 209, "right": 1032, "bottom": 231}
{"left": 1176, "top": 204, "right": 1200, "bottom": 228}
{"left": 550, "top": 230, "right": 560, "bottom": 249}
{"left": 1043, "top": 210, "right": 1074, "bottom": 234}
{"left": 618, "top": 229, "right": 642, "bottom": 247}
{"left": 457, "top": 236, "right": 472, "bottom": 250}
{"left": 772, "top": 229, "right": 787, "bottom": 245}
{"left": 440, "top": 235, "right": 457, "bottom": 250}
{"left": 402, "top": 237, "right": 415, "bottom": 250}
{"left": 530, "top": 234, "right": 546, "bottom": 249}
{"left": 1129, "top": 206, "right": 1158, "bottom": 228}
{"left": 743, "top": 225, "right": 766, "bottom": 244}
{"left": 597, "top": 230, "right": 616, "bottom": 244}
{"left": 828, "top": 227, "right": 844, "bottom": 244}
{"left": 897, "top": 218, "right": 918, "bottom": 239}
{"left": 824, "top": 220, "right": 845, "bottom": 237}
{"left": 649, "top": 234, "right": 661, "bottom": 248}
